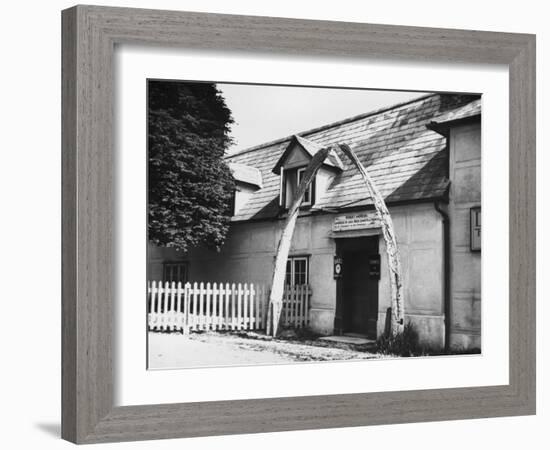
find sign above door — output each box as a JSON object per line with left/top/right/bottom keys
{"left": 332, "top": 212, "right": 380, "bottom": 233}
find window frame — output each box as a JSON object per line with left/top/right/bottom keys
{"left": 296, "top": 167, "right": 312, "bottom": 206}
{"left": 285, "top": 256, "right": 309, "bottom": 286}
{"left": 281, "top": 166, "right": 315, "bottom": 209}
{"left": 162, "top": 261, "right": 189, "bottom": 284}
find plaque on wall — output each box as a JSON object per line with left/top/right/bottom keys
{"left": 368, "top": 254, "right": 381, "bottom": 279}
{"left": 333, "top": 256, "right": 343, "bottom": 278}
{"left": 332, "top": 212, "right": 380, "bottom": 232}
{"left": 470, "top": 206, "right": 481, "bottom": 251}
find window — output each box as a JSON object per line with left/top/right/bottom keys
{"left": 163, "top": 262, "right": 188, "bottom": 284}
{"left": 285, "top": 257, "right": 309, "bottom": 286}
{"left": 281, "top": 167, "right": 315, "bottom": 208}
{"left": 296, "top": 168, "right": 312, "bottom": 206}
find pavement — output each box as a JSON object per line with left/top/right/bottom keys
{"left": 148, "top": 331, "right": 383, "bottom": 369}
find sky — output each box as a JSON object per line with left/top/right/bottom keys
{"left": 217, "top": 83, "right": 429, "bottom": 154}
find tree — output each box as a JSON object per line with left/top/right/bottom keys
{"left": 267, "top": 143, "right": 404, "bottom": 337}
{"left": 148, "top": 81, "right": 235, "bottom": 252}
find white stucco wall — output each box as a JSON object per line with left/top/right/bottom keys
{"left": 448, "top": 123, "right": 482, "bottom": 350}
{"left": 149, "top": 202, "right": 446, "bottom": 347}
{"left": 234, "top": 184, "right": 257, "bottom": 215}
{"left": 376, "top": 204, "right": 445, "bottom": 348}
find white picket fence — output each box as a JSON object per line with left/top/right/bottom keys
{"left": 147, "top": 281, "right": 311, "bottom": 333}
{"left": 280, "top": 284, "right": 311, "bottom": 328}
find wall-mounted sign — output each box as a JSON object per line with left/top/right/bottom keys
{"left": 368, "top": 254, "right": 381, "bottom": 280}
{"left": 470, "top": 206, "right": 481, "bottom": 251}
{"left": 333, "top": 256, "right": 343, "bottom": 279}
{"left": 332, "top": 212, "right": 380, "bottom": 232}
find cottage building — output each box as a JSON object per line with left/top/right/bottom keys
{"left": 148, "top": 93, "right": 482, "bottom": 351}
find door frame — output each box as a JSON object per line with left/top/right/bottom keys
{"left": 333, "top": 235, "right": 380, "bottom": 337}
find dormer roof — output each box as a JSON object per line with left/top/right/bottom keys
{"left": 228, "top": 162, "right": 263, "bottom": 189}
{"left": 271, "top": 135, "right": 344, "bottom": 175}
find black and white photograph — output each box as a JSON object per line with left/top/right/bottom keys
{"left": 146, "top": 80, "right": 482, "bottom": 369}
{"left": 1, "top": 0, "right": 544, "bottom": 447}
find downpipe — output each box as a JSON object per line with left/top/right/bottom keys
{"left": 434, "top": 201, "right": 451, "bottom": 353}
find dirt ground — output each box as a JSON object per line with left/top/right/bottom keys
{"left": 148, "top": 330, "right": 385, "bottom": 369}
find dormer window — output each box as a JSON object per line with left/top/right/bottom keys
{"left": 273, "top": 135, "right": 344, "bottom": 211}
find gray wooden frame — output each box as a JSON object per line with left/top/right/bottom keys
{"left": 62, "top": 5, "right": 536, "bottom": 444}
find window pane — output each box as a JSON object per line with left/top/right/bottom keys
{"left": 285, "top": 257, "right": 309, "bottom": 286}
{"left": 164, "top": 263, "right": 188, "bottom": 283}
{"left": 303, "top": 186, "right": 310, "bottom": 203}
{"left": 294, "top": 259, "right": 307, "bottom": 285}
{"left": 297, "top": 169, "right": 311, "bottom": 204}
{"left": 285, "top": 171, "right": 296, "bottom": 208}
{"left": 285, "top": 260, "right": 292, "bottom": 286}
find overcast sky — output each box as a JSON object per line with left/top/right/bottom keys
{"left": 218, "top": 83, "right": 429, "bottom": 154}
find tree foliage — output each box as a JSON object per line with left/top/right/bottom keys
{"left": 148, "top": 81, "right": 235, "bottom": 252}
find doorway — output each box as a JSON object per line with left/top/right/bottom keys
{"left": 334, "top": 236, "right": 379, "bottom": 339}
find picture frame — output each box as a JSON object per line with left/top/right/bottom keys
{"left": 61, "top": 4, "right": 536, "bottom": 444}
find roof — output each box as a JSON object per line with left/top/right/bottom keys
{"left": 228, "top": 162, "right": 263, "bottom": 188}
{"left": 226, "top": 93, "right": 481, "bottom": 222}
{"left": 272, "top": 135, "right": 344, "bottom": 175}
{"left": 429, "top": 98, "right": 481, "bottom": 125}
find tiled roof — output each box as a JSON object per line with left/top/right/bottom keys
{"left": 226, "top": 93, "right": 480, "bottom": 222}
{"left": 429, "top": 98, "right": 481, "bottom": 125}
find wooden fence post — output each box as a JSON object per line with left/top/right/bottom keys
{"left": 214, "top": 282, "right": 218, "bottom": 330}
{"left": 230, "top": 283, "right": 236, "bottom": 330}
{"left": 243, "top": 283, "right": 248, "bottom": 330}
{"left": 183, "top": 282, "right": 190, "bottom": 335}
{"left": 192, "top": 282, "right": 198, "bottom": 331}
{"left": 176, "top": 281, "right": 182, "bottom": 331}
{"left": 224, "top": 283, "right": 230, "bottom": 330}
{"left": 250, "top": 284, "right": 255, "bottom": 330}
{"left": 237, "top": 283, "right": 243, "bottom": 331}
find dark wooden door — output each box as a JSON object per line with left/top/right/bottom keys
{"left": 336, "top": 236, "right": 379, "bottom": 339}
{"left": 343, "top": 250, "right": 370, "bottom": 335}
